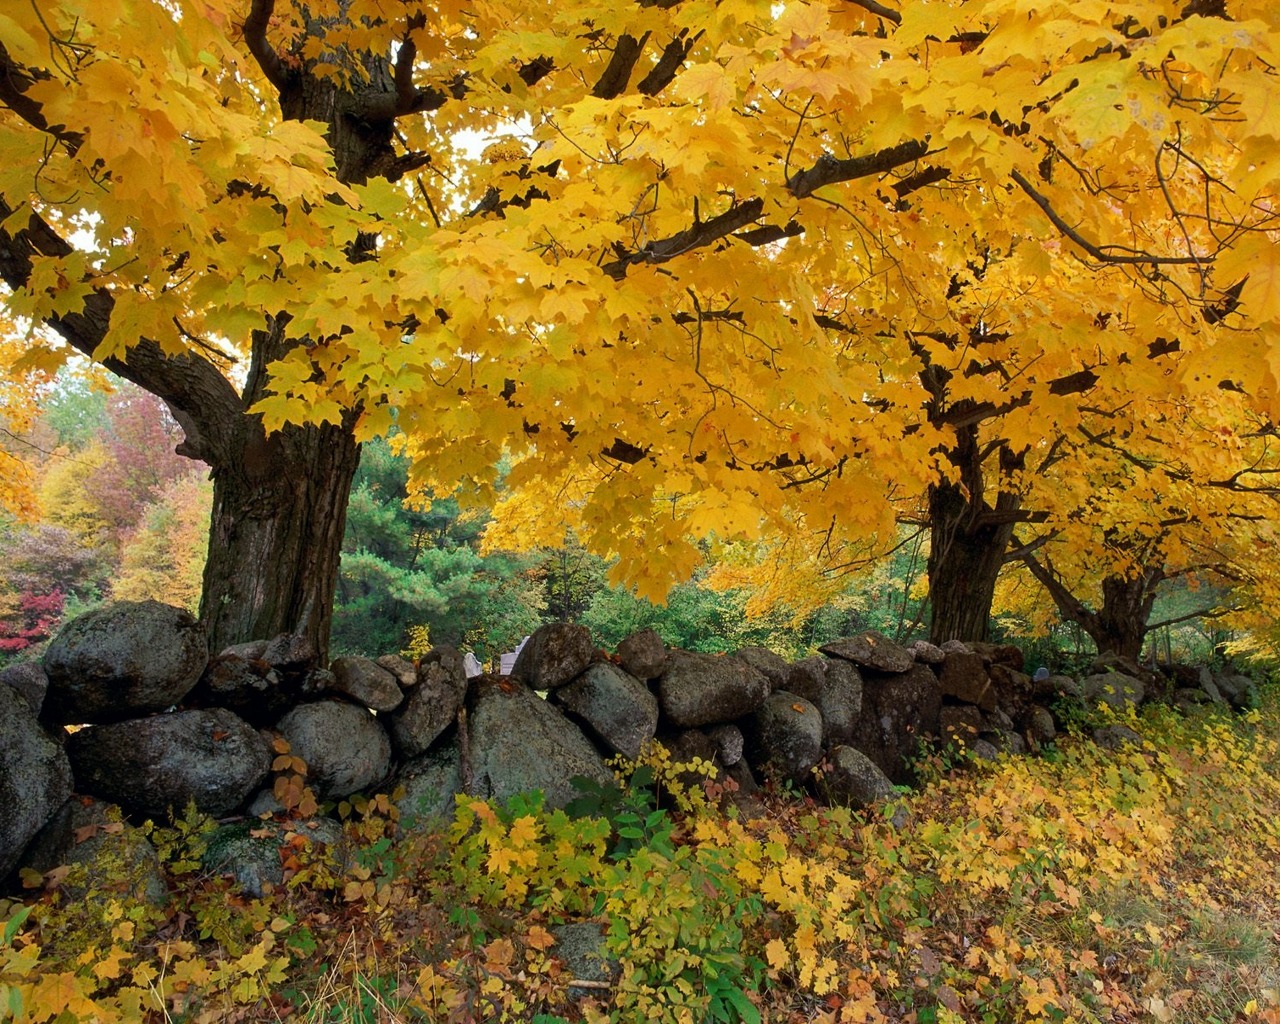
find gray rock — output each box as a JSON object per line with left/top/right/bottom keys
{"left": 707, "top": 723, "right": 744, "bottom": 767}
{"left": 1025, "top": 706, "right": 1057, "bottom": 743}
{"left": 187, "top": 654, "right": 290, "bottom": 727}
{"left": 553, "top": 662, "right": 658, "bottom": 760}
{"left": 824, "top": 746, "right": 896, "bottom": 809}
{"left": 848, "top": 664, "right": 942, "bottom": 784}
{"left": 787, "top": 657, "right": 862, "bottom": 746}
{"left": 732, "top": 646, "right": 789, "bottom": 689}
{"left": 1047, "top": 674, "right": 1083, "bottom": 700}
{"left": 329, "top": 656, "right": 404, "bottom": 712}
{"left": 19, "top": 797, "right": 167, "bottom": 906}
{"left": 661, "top": 728, "right": 719, "bottom": 770}
{"left": 510, "top": 622, "right": 595, "bottom": 690}
{"left": 908, "top": 640, "right": 946, "bottom": 665}
{"left": 1213, "top": 672, "right": 1258, "bottom": 710}
{"left": 0, "top": 684, "right": 73, "bottom": 878}
{"left": 262, "top": 631, "right": 317, "bottom": 673}
{"left": 552, "top": 922, "right": 619, "bottom": 993}
{"left": 656, "top": 649, "right": 770, "bottom": 728}
{"left": 939, "top": 705, "right": 983, "bottom": 747}
{"left": 938, "top": 651, "right": 996, "bottom": 711}
{"left": 970, "top": 738, "right": 1001, "bottom": 761}
{"left": 746, "top": 691, "right": 823, "bottom": 784}
{"left": 939, "top": 639, "right": 971, "bottom": 654}
{"left": 203, "top": 817, "right": 345, "bottom": 898}
{"left": 221, "top": 639, "right": 268, "bottom": 661}
{"left": 984, "top": 729, "right": 1027, "bottom": 755}
{"left": 67, "top": 708, "right": 269, "bottom": 818}
{"left": 375, "top": 654, "right": 417, "bottom": 689}
{"left": 41, "top": 600, "right": 208, "bottom": 724}
{"left": 1093, "top": 724, "right": 1143, "bottom": 751}
{"left": 616, "top": 628, "right": 668, "bottom": 680}
{"left": 387, "top": 646, "right": 468, "bottom": 758}
{"left": 1197, "top": 667, "right": 1226, "bottom": 705}
{"left": 984, "top": 707, "right": 1015, "bottom": 732}
{"left": 468, "top": 677, "right": 612, "bottom": 810}
{"left": 821, "top": 630, "right": 914, "bottom": 674}
{"left": 395, "top": 737, "right": 463, "bottom": 824}
{"left": 276, "top": 701, "right": 392, "bottom": 799}
{"left": 247, "top": 788, "right": 286, "bottom": 818}
{"left": 0, "top": 663, "right": 48, "bottom": 717}
{"left": 1081, "top": 672, "right": 1145, "bottom": 711}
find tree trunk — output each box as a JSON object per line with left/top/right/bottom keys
{"left": 200, "top": 417, "right": 361, "bottom": 659}
{"left": 927, "top": 479, "right": 1018, "bottom": 643}
{"left": 1082, "top": 572, "right": 1158, "bottom": 660}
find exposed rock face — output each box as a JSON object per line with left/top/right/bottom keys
{"left": 329, "top": 656, "right": 404, "bottom": 712}
{"left": 1025, "top": 706, "right": 1057, "bottom": 744}
{"left": 707, "top": 723, "right": 744, "bottom": 767}
{"left": 1093, "top": 724, "right": 1143, "bottom": 750}
{"left": 187, "top": 654, "right": 291, "bottom": 727}
{"left": 375, "top": 654, "right": 417, "bottom": 689}
{"left": 510, "top": 622, "right": 595, "bottom": 690}
{"left": 67, "top": 708, "right": 269, "bottom": 818}
{"left": 553, "top": 662, "right": 658, "bottom": 760}
{"left": 276, "top": 701, "right": 392, "bottom": 799}
{"left": 848, "top": 664, "right": 942, "bottom": 784}
{"left": 468, "top": 677, "right": 612, "bottom": 810}
{"left": 0, "top": 684, "right": 73, "bottom": 879}
{"left": 746, "top": 691, "right": 823, "bottom": 784}
{"left": 938, "top": 651, "right": 996, "bottom": 711}
{"left": 616, "top": 628, "right": 668, "bottom": 681}
{"left": 395, "top": 737, "right": 464, "bottom": 824}
{"left": 824, "top": 746, "right": 897, "bottom": 809}
{"left": 0, "top": 663, "right": 49, "bottom": 717}
{"left": 939, "top": 705, "right": 983, "bottom": 747}
{"left": 656, "top": 650, "right": 769, "bottom": 728}
{"left": 908, "top": 640, "right": 946, "bottom": 665}
{"left": 821, "top": 631, "right": 914, "bottom": 674}
{"left": 387, "top": 646, "right": 468, "bottom": 758}
{"left": 732, "top": 647, "right": 789, "bottom": 690}
{"left": 42, "top": 601, "right": 208, "bottom": 724}
{"left": 787, "top": 656, "right": 862, "bottom": 746}
{"left": 1213, "top": 671, "right": 1258, "bottom": 710}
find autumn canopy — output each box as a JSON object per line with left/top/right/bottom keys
{"left": 3, "top": 0, "right": 1280, "bottom": 660}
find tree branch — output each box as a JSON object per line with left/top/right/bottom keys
{"left": 602, "top": 197, "right": 764, "bottom": 279}
{"left": 0, "top": 199, "right": 246, "bottom": 465}
{"left": 1011, "top": 168, "right": 1205, "bottom": 266}
{"left": 637, "top": 29, "right": 703, "bottom": 95}
{"left": 242, "top": 0, "right": 289, "bottom": 91}
{"left": 847, "top": 0, "right": 902, "bottom": 25}
{"left": 788, "top": 139, "right": 931, "bottom": 198}
{"left": 593, "top": 32, "right": 649, "bottom": 99}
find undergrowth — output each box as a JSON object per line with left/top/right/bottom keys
{"left": 3, "top": 691, "right": 1280, "bottom": 1023}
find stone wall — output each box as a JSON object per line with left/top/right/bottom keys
{"left": 0, "top": 599, "right": 1261, "bottom": 894}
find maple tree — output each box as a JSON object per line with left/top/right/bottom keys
{"left": 3, "top": 0, "right": 1280, "bottom": 657}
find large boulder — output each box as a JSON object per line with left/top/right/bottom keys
{"left": 387, "top": 646, "right": 468, "bottom": 758}
{"left": 186, "top": 653, "right": 292, "bottom": 727}
{"left": 467, "top": 677, "right": 612, "bottom": 810}
{"left": 510, "top": 623, "right": 595, "bottom": 691}
{"left": 786, "top": 656, "right": 862, "bottom": 746}
{"left": 67, "top": 708, "right": 270, "bottom": 818}
{"left": 0, "top": 662, "right": 49, "bottom": 717}
{"left": 1212, "top": 671, "right": 1259, "bottom": 710}
{"left": 656, "top": 650, "right": 769, "bottom": 728}
{"left": 42, "top": 601, "right": 208, "bottom": 724}
{"left": 938, "top": 651, "right": 996, "bottom": 710}
{"left": 276, "top": 701, "right": 392, "bottom": 799}
{"left": 1080, "top": 672, "right": 1145, "bottom": 711}
{"left": 939, "top": 704, "right": 983, "bottom": 748}
{"left": 821, "top": 630, "right": 914, "bottom": 674}
{"left": 732, "top": 647, "right": 789, "bottom": 690}
{"left": 1, "top": 685, "right": 73, "bottom": 879}
{"left": 329, "top": 656, "right": 404, "bottom": 713}
{"left": 823, "top": 746, "right": 896, "bottom": 809}
{"left": 552, "top": 662, "right": 658, "bottom": 760}
{"left": 395, "top": 737, "right": 464, "bottom": 824}
{"left": 615, "top": 628, "right": 668, "bottom": 680}
{"left": 745, "top": 691, "right": 823, "bottom": 785}
{"left": 848, "top": 664, "right": 942, "bottom": 784}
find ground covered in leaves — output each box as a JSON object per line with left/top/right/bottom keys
{"left": 4, "top": 690, "right": 1280, "bottom": 1024}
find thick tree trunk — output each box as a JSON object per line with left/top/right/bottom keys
{"left": 927, "top": 479, "right": 1018, "bottom": 643}
{"left": 1076, "top": 573, "right": 1157, "bottom": 660}
{"left": 200, "top": 417, "right": 361, "bottom": 660}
